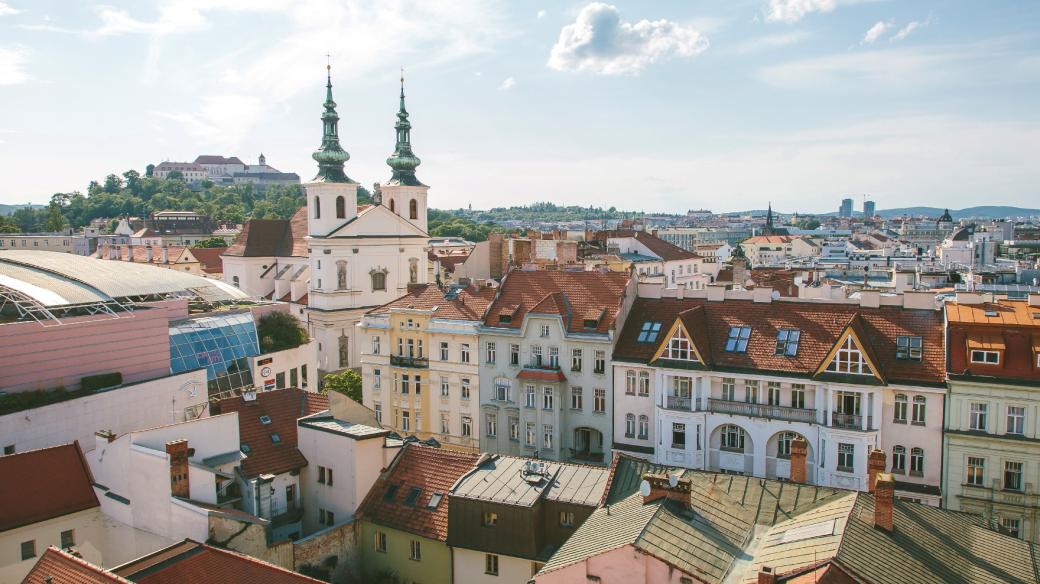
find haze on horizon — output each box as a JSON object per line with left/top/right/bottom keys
{"left": 0, "top": 0, "right": 1038, "bottom": 214}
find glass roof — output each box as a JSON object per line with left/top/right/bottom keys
{"left": 169, "top": 312, "right": 259, "bottom": 394}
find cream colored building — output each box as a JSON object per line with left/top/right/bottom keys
{"left": 0, "top": 233, "right": 76, "bottom": 253}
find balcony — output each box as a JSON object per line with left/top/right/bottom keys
{"left": 666, "top": 395, "right": 695, "bottom": 411}
{"left": 831, "top": 412, "right": 874, "bottom": 431}
{"left": 709, "top": 399, "right": 817, "bottom": 424}
{"left": 390, "top": 355, "right": 429, "bottom": 368}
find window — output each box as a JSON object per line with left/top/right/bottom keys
{"left": 232, "top": 275, "right": 240, "bottom": 288}
{"left": 441, "top": 413, "right": 450, "bottom": 434}
{"left": 314, "top": 196, "right": 321, "bottom": 218}
{"left": 486, "top": 342, "right": 496, "bottom": 364}
{"left": 767, "top": 382, "right": 781, "bottom": 406}
{"left": 401, "top": 411, "right": 410, "bottom": 432}
{"left": 892, "top": 446, "right": 906, "bottom": 473}
{"left": 495, "top": 380, "right": 509, "bottom": 402}
{"left": 543, "top": 424, "right": 554, "bottom": 449}
{"left": 375, "top": 531, "right": 387, "bottom": 552}
{"left": 461, "top": 378, "right": 471, "bottom": 399}
{"left": 543, "top": 387, "right": 554, "bottom": 410}
{"left": 60, "top": 529, "right": 75, "bottom": 549}
{"left": 672, "top": 423, "right": 686, "bottom": 448}
{"left": 720, "top": 424, "right": 745, "bottom": 451}
{"left": 540, "top": 324, "right": 551, "bottom": 337}
{"left": 374, "top": 403, "right": 382, "bottom": 423}
{"left": 910, "top": 447, "right": 924, "bottom": 476}
{"left": 526, "top": 422, "right": 536, "bottom": 446}
{"left": 837, "top": 443, "right": 854, "bottom": 472}
{"left": 440, "top": 342, "right": 449, "bottom": 361}
{"left": 559, "top": 511, "right": 575, "bottom": 527}
{"left": 896, "top": 336, "right": 922, "bottom": 360}
{"left": 510, "top": 344, "right": 520, "bottom": 365}
{"left": 722, "top": 377, "right": 736, "bottom": 401}
{"left": 1005, "top": 461, "right": 1024, "bottom": 491}
{"left": 776, "top": 432, "right": 797, "bottom": 458}
{"left": 549, "top": 346, "right": 559, "bottom": 368}
{"left": 571, "top": 348, "right": 583, "bottom": 371}
{"left": 21, "top": 540, "right": 35, "bottom": 561}
{"left": 373, "top": 369, "right": 382, "bottom": 389}
{"left": 571, "top": 387, "right": 583, "bottom": 410}
{"left": 911, "top": 396, "right": 926, "bottom": 425}
{"left": 404, "top": 487, "right": 422, "bottom": 507}
{"left": 384, "top": 484, "right": 401, "bottom": 502}
{"left": 409, "top": 198, "right": 418, "bottom": 220}
{"left": 371, "top": 271, "right": 386, "bottom": 291}
{"left": 483, "top": 511, "right": 498, "bottom": 527}
{"left": 401, "top": 374, "right": 410, "bottom": 395}
{"left": 744, "top": 380, "right": 759, "bottom": 404}
{"left": 409, "top": 540, "right": 422, "bottom": 561}
{"left": 625, "top": 414, "right": 636, "bottom": 437}
{"left": 826, "top": 336, "right": 873, "bottom": 375}
{"left": 1007, "top": 406, "right": 1025, "bottom": 435}
{"left": 260, "top": 415, "right": 272, "bottom": 425}
{"left": 625, "top": 370, "right": 636, "bottom": 394}
{"left": 461, "top": 415, "right": 472, "bottom": 437}
{"left": 970, "top": 402, "right": 988, "bottom": 431}
{"left": 637, "top": 321, "right": 662, "bottom": 343}
{"left": 336, "top": 260, "right": 347, "bottom": 289}
{"left": 525, "top": 384, "right": 536, "bottom": 408}
{"left": 319, "top": 509, "right": 335, "bottom": 526}
{"left": 318, "top": 465, "right": 328, "bottom": 484}
{"left": 335, "top": 195, "right": 346, "bottom": 218}
{"left": 638, "top": 415, "right": 649, "bottom": 439}
{"left": 638, "top": 371, "right": 650, "bottom": 396}
{"left": 486, "top": 414, "right": 497, "bottom": 437}
{"left": 461, "top": 343, "right": 470, "bottom": 363}
{"left": 594, "top": 350, "right": 606, "bottom": 373}
{"left": 775, "top": 329, "right": 801, "bottom": 356}
{"left": 791, "top": 384, "right": 805, "bottom": 409}
{"left": 372, "top": 336, "right": 381, "bottom": 354}
{"left": 485, "top": 553, "right": 500, "bottom": 576}
{"left": 532, "top": 345, "right": 543, "bottom": 367}
{"left": 894, "top": 394, "right": 908, "bottom": 423}
{"left": 666, "top": 328, "right": 694, "bottom": 360}
{"left": 595, "top": 388, "right": 606, "bottom": 413}
{"left": 1000, "top": 517, "right": 1022, "bottom": 539}
{"left": 725, "top": 326, "right": 751, "bottom": 352}
{"left": 970, "top": 349, "right": 1000, "bottom": 364}
{"left": 440, "top": 376, "right": 449, "bottom": 397}
{"left": 270, "top": 432, "right": 281, "bottom": 443}
{"left": 967, "top": 457, "right": 985, "bottom": 486}
{"left": 509, "top": 417, "right": 519, "bottom": 441}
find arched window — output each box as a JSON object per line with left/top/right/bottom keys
{"left": 894, "top": 394, "right": 908, "bottom": 423}
{"left": 232, "top": 275, "right": 240, "bottom": 288}
{"left": 720, "top": 424, "right": 745, "bottom": 452}
{"left": 336, "top": 260, "right": 347, "bottom": 290}
{"left": 372, "top": 271, "right": 386, "bottom": 291}
{"left": 912, "top": 395, "right": 926, "bottom": 424}
{"left": 336, "top": 196, "right": 346, "bottom": 219}
{"left": 776, "top": 431, "right": 798, "bottom": 458}
{"left": 314, "top": 196, "right": 321, "bottom": 219}
{"left": 892, "top": 445, "right": 906, "bottom": 473}
{"left": 638, "top": 415, "right": 649, "bottom": 439}
{"left": 625, "top": 414, "right": 635, "bottom": 438}
{"left": 910, "top": 447, "right": 924, "bottom": 476}
{"left": 389, "top": 199, "right": 395, "bottom": 213}
{"left": 409, "top": 199, "right": 418, "bottom": 220}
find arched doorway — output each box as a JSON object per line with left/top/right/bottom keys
{"left": 572, "top": 427, "right": 604, "bottom": 463}
{"left": 709, "top": 424, "right": 754, "bottom": 475}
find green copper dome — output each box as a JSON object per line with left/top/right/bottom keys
{"left": 385, "top": 74, "right": 424, "bottom": 187}
{"left": 312, "top": 67, "right": 354, "bottom": 183}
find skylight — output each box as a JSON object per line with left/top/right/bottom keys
{"left": 428, "top": 492, "right": 443, "bottom": 510}
{"left": 259, "top": 415, "right": 272, "bottom": 425}
{"left": 637, "top": 321, "right": 662, "bottom": 343}
{"left": 725, "top": 326, "right": 751, "bottom": 352}
{"left": 404, "top": 487, "right": 422, "bottom": 507}
{"left": 775, "top": 329, "right": 800, "bottom": 357}
{"left": 240, "top": 443, "right": 251, "bottom": 454}
{"left": 270, "top": 433, "right": 281, "bottom": 443}
{"left": 780, "top": 519, "right": 836, "bottom": 543}
{"left": 384, "top": 484, "right": 400, "bottom": 502}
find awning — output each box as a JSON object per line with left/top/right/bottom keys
{"left": 966, "top": 334, "right": 1005, "bottom": 351}
{"left": 517, "top": 369, "right": 567, "bottom": 382}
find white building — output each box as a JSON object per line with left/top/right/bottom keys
{"left": 605, "top": 230, "right": 716, "bottom": 289}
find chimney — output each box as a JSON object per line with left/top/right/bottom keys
{"left": 789, "top": 437, "right": 808, "bottom": 484}
{"left": 757, "top": 567, "right": 777, "bottom": 584}
{"left": 166, "top": 439, "right": 190, "bottom": 498}
{"left": 146, "top": 245, "right": 153, "bottom": 262}
{"left": 640, "top": 473, "right": 692, "bottom": 509}
{"left": 126, "top": 244, "right": 134, "bottom": 261}
{"left": 874, "top": 472, "right": 895, "bottom": 532}
{"left": 161, "top": 246, "right": 169, "bottom": 264}
{"left": 867, "top": 448, "right": 886, "bottom": 493}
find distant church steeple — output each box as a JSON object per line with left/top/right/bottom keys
{"left": 312, "top": 63, "right": 353, "bottom": 183}
{"left": 765, "top": 202, "right": 775, "bottom": 233}
{"left": 386, "top": 70, "right": 424, "bottom": 186}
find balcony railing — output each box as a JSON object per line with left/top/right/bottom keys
{"left": 526, "top": 362, "right": 561, "bottom": 371}
{"left": 708, "top": 399, "right": 817, "bottom": 424}
{"left": 666, "top": 395, "right": 694, "bottom": 411}
{"left": 831, "top": 412, "right": 874, "bottom": 430}
{"left": 391, "top": 355, "right": 429, "bottom": 368}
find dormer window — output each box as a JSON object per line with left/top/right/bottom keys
{"left": 725, "top": 326, "right": 751, "bottom": 353}
{"left": 826, "top": 336, "right": 873, "bottom": 375}
{"left": 583, "top": 318, "right": 598, "bottom": 329}
{"left": 384, "top": 484, "right": 400, "bottom": 502}
{"left": 259, "top": 415, "right": 272, "bottom": 425}
{"left": 775, "top": 329, "right": 801, "bottom": 357}
{"left": 970, "top": 350, "right": 1000, "bottom": 365}
{"left": 637, "top": 322, "right": 662, "bottom": 343}
{"left": 666, "top": 328, "right": 695, "bottom": 361}
{"left": 896, "top": 336, "right": 923, "bottom": 361}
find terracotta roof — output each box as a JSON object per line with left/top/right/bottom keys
{"left": 744, "top": 235, "right": 798, "bottom": 245}
{"left": 614, "top": 297, "right": 945, "bottom": 385}
{"left": 749, "top": 268, "right": 800, "bottom": 297}
{"left": 223, "top": 207, "right": 307, "bottom": 258}
{"left": 435, "top": 253, "right": 471, "bottom": 274}
{"left": 0, "top": 442, "right": 99, "bottom": 532}
{"left": 368, "top": 283, "right": 496, "bottom": 321}
{"left": 357, "top": 444, "right": 480, "bottom": 542}
{"left": 112, "top": 539, "right": 322, "bottom": 583}
{"left": 22, "top": 547, "right": 131, "bottom": 584}
{"left": 213, "top": 388, "right": 328, "bottom": 479}
{"left": 485, "top": 270, "right": 630, "bottom": 334}
{"left": 189, "top": 247, "right": 226, "bottom": 274}
{"left": 517, "top": 369, "right": 568, "bottom": 382}
{"left": 946, "top": 298, "right": 1040, "bottom": 326}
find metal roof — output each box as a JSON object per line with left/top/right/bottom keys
{"left": 451, "top": 455, "right": 609, "bottom": 508}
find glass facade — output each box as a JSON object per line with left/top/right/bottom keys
{"left": 169, "top": 312, "right": 259, "bottom": 394}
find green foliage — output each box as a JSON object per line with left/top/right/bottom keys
{"left": 0, "top": 215, "right": 19, "bottom": 233}
{"left": 321, "top": 370, "right": 362, "bottom": 403}
{"left": 792, "top": 218, "right": 821, "bottom": 230}
{"left": 470, "top": 201, "right": 644, "bottom": 224}
{"left": 257, "top": 311, "right": 308, "bottom": 353}
{"left": 81, "top": 372, "right": 123, "bottom": 391}
{"left": 428, "top": 209, "right": 508, "bottom": 242}
{"left": 193, "top": 237, "right": 229, "bottom": 248}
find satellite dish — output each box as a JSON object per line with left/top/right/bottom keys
{"left": 639, "top": 480, "right": 651, "bottom": 497}
{"left": 668, "top": 474, "right": 679, "bottom": 488}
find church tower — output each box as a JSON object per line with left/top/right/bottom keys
{"left": 307, "top": 65, "right": 359, "bottom": 237}
{"left": 380, "top": 72, "right": 428, "bottom": 233}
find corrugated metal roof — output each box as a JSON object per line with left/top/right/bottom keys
{"left": 451, "top": 456, "right": 609, "bottom": 508}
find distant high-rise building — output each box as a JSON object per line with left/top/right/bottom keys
{"left": 839, "top": 198, "right": 854, "bottom": 218}
{"left": 863, "top": 200, "right": 876, "bottom": 218}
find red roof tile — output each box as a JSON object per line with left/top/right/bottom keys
{"left": 368, "top": 283, "right": 496, "bottom": 321}
{"left": 517, "top": 369, "right": 567, "bottom": 382}
{"left": 189, "top": 247, "right": 226, "bottom": 274}
{"left": 357, "top": 444, "right": 480, "bottom": 542}
{"left": 485, "top": 270, "right": 630, "bottom": 334}
{"left": 0, "top": 442, "right": 99, "bottom": 532}
{"left": 214, "top": 389, "right": 328, "bottom": 479}
{"left": 614, "top": 297, "right": 945, "bottom": 385}
{"left": 113, "top": 539, "right": 322, "bottom": 583}
{"left": 22, "top": 547, "right": 130, "bottom": 584}
{"left": 223, "top": 207, "right": 307, "bottom": 258}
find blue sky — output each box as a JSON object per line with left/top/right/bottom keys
{"left": 0, "top": 0, "right": 1038, "bottom": 213}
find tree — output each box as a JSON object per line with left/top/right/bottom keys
{"left": 192, "top": 237, "right": 228, "bottom": 248}
{"left": 45, "top": 202, "right": 67, "bottom": 232}
{"left": 321, "top": 370, "right": 362, "bottom": 403}
{"left": 256, "top": 311, "right": 308, "bottom": 353}
{"left": 0, "top": 215, "right": 19, "bottom": 233}
{"left": 167, "top": 170, "right": 184, "bottom": 181}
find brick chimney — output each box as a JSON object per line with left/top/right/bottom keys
{"left": 758, "top": 567, "right": 777, "bottom": 584}
{"left": 166, "top": 439, "right": 190, "bottom": 498}
{"left": 867, "top": 448, "right": 886, "bottom": 493}
{"left": 874, "top": 472, "right": 895, "bottom": 532}
{"left": 641, "top": 473, "right": 692, "bottom": 509}
{"left": 789, "top": 437, "right": 808, "bottom": 484}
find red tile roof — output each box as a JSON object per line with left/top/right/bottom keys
{"left": 112, "top": 539, "right": 322, "bottom": 583}
{"left": 485, "top": 270, "right": 630, "bottom": 334}
{"left": 214, "top": 388, "right": 329, "bottom": 479}
{"left": 614, "top": 297, "right": 945, "bottom": 385}
{"left": 189, "top": 247, "right": 227, "bottom": 274}
{"left": 368, "top": 283, "right": 496, "bottom": 321}
{"left": 517, "top": 369, "right": 568, "bottom": 382}
{"left": 22, "top": 547, "right": 130, "bottom": 584}
{"left": 744, "top": 235, "right": 798, "bottom": 244}
{"left": 0, "top": 442, "right": 99, "bottom": 532}
{"left": 357, "top": 444, "right": 480, "bottom": 542}
{"left": 223, "top": 207, "right": 307, "bottom": 258}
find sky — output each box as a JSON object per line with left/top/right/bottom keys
{"left": 0, "top": 0, "right": 1038, "bottom": 214}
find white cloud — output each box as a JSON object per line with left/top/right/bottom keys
{"left": 0, "top": 47, "right": 29, "bottom": 85}
{"left": 548, "top": 2, "right": 708, "bottom": 75}
{"left": 765, "top": 0, "right": 838, "bottom": 24}
{"left": 498, "top": 77, "right": 515, "bottom": 90}
{"left": 892, "top": 21, "right": 923, "bottom": 41}
{"left": 862, "top": 20, "right": 891, "bottom": 44}
{"left": 537, "top": 9, "right": 546, "bottom": 19}
{"left": 0, "top": 2, "right": 20, "bottom": 16}
{"left": 727, "top": 30, "right": 809, "bottom": 55}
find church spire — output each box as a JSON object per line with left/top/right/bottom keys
{"left": 311, "top": 62, "right": 353, "bottom": 183}
{"left": 386, "top": 69, "right": 424, "bottom": 186}
{"left": 765, "top": 202, "right": 774, "bottom": 234}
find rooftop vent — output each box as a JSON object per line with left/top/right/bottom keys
{"left": 984, "top": 310, "right": 999, "bottom": 317}
{"left": 521, "top": 460, "right": 549, "bottom": 484}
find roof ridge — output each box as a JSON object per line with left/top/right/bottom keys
{"left": 41, "top": 546, "right": 136, "bottom": 583}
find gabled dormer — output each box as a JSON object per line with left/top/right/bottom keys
{"left": 814, "top": 313, "right": 885, "bottom": 385}
{"left": 651, "top": 307, "right": 710, "bottom": 369}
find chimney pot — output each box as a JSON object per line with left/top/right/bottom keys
{"left": 874, "top": 472, "right": 895, "bottom": 532}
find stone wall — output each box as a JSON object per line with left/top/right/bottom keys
{"left": 294, "top": 521, "right": 357, "bottom": 583}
